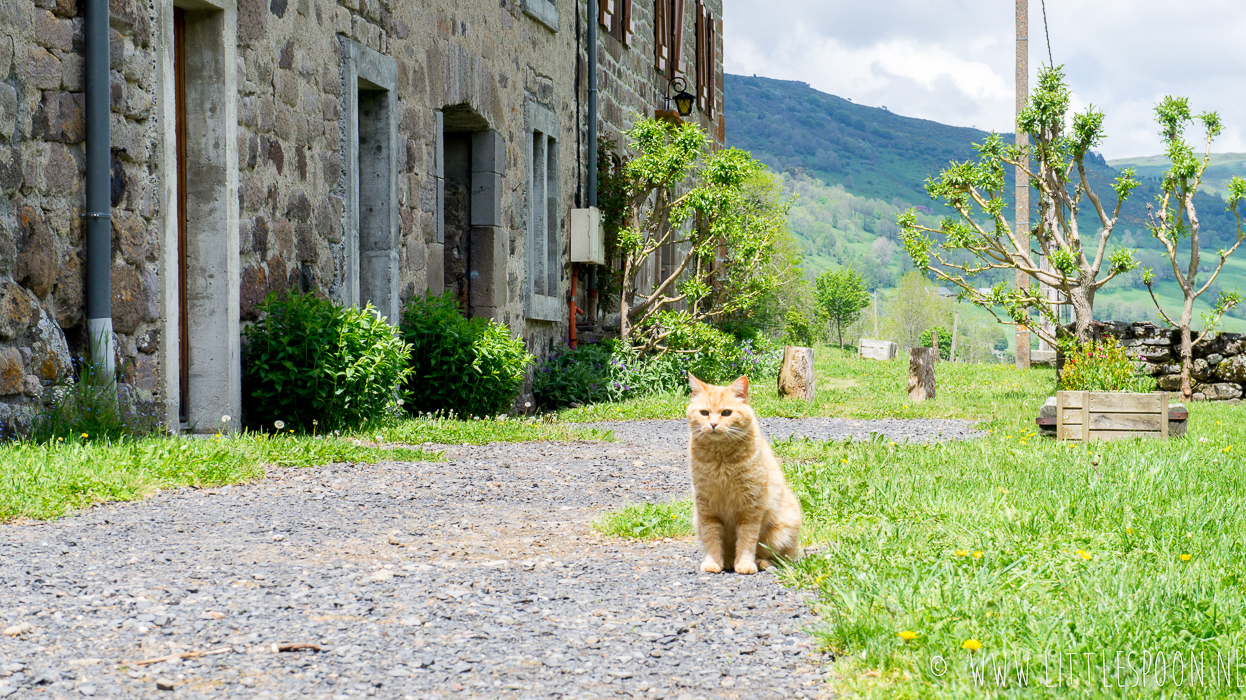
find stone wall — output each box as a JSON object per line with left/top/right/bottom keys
{"left": 1, "top": 0, "right": 725, "bottom": 429}
{"left": 1076, "top": 321, "right": 1246, "bottom": 402}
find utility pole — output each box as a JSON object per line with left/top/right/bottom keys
{"left": 1015, "top": 0, "right": 1031, "bottom": 370}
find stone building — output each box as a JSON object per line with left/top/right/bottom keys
{"left": 0, "top": 0, "right": 725, "bottom": 431}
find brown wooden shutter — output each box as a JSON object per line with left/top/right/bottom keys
{"left": 654, "top": 0, "right": 669, "bottom": 73}
{"left": 600, "top": 0, "right": 614, "bottom": 33}
{"left": 671, "top": 0, "right": 687, "bottom": 75}
{"left": 621, "top": 0, "right": 633, "bottom": 45}
{"left": 695, "top": 1, "right": 706, "bottom": 113}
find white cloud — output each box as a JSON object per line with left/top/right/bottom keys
{"left": 724, "top": 1, "right": 1246, "bottom": 159}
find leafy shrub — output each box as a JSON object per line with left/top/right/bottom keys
{"left": 919, "top": 326, "right": 952, "bottom": 360}
{"left": 402, "top": 292, "right": 532, "bottom": 418}
{"left": 533, "top": 319, "right": 784, "bottom": 411}
{"left": 782, "top": 309, "right": 819, "bottom": 347}
{"left": 242, "top": 292, "right": 411, "bottom": 431}
{"left": 31, "top": 361, "right": 162, "bottom": 442}
{"left": 1059, "top": 336, "right": 1155, "bottom": 392}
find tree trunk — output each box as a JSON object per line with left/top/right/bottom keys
{"left": 778, "top": 346, "right": 816, "bottom": 401}
{"left": 1069, "top": 279, "right": 1096, "bottom": 343}
{"left": 1179, "top": 295, "right": 1195, "bottom": 401}
{"left": 908, "top": 348, "right": 936, "bottom": 401}
{"left": 931, "top": 329, "right": 939, "bottom": 362}
{"left": 838, "top": 322, "right": 843, "bottom": 349}
{"left": 950, "top": 309, "right": 959, "bottom": 362}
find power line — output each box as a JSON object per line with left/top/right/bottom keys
{"left": 1041, "top": 0, "right": 1053, "bottom": 66}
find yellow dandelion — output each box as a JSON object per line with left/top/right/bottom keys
{"left": 57, "top": 437, "right": 64, "bottom": 442}
{"left": 1180, "top": 554, "right": 1192, "bottom": 562}
{"left": 962, "top": 639, "right": 982, "bottom": 651}
{"left": 973, "top": 551, "right": 983, "bottom": 559}
{"left": 898, "top": 630, "right": 918, "bottom": 642}
{"left": 1224, "top": 446, "right": 1232, "bottom": 453}
{"left": 1126, "top": 527, "right": 1134, "bottom": 535}
{"left": 955, "top": 550, "right": 970, "bottom": 557}
{"left": 842, "top": 458, "right": 848, "bottom": 464}
{"left": 1076, "top": 549, "right": 1091, "bottom": 560}
{"left": 80, "top": 433, "right": 88, "bottom": 438}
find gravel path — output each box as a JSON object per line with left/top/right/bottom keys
{"left": 0, "top": 418, "right": 979, "bottom": 699}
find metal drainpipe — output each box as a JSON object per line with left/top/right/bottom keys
{"left": 84, "top": 0, "right": 114, "bottom": 379}
{"left": 584, "top": 0, "right": 598, "bottom": 341}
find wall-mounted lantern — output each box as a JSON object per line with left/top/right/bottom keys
{"left": 666, "top": 76, "right": 695, "bottom": 117}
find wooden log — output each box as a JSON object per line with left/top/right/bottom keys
{"left": 908, "top": 348, "right": 936, "bottom": 401}
{"left": 778, "top": 346, "right": 816, "bottom": 401}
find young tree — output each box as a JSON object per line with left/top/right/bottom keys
{"left": 814, "top": 266, "right": 872, "bottom": 348}
{"left": 898, "top": 66, "right": 1139, "bottom": 345}
{"left": 1142, "top": 96, "right": 1246, "bottom": 400}
{"left": 610, "top": 119, "right": 791, "bottom": 351}
{"left": 880, "top": 271, "right": 951, "bottom": 350}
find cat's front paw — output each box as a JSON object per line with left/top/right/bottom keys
{"left": 700, "top": 558, "right": 723, "bottom": 573}
{"left": 756, "top": 558, "right": 773, "bottom": 571}
{"left": 734, "top": 560, "right": 758, "bottom": 575}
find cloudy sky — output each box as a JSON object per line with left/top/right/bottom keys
{"left": 723, "top": 0, "right": 1246, "bottom": 160}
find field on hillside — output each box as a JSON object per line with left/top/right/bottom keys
{"left": 597, "top": 347, "right": 1246, "bottom": 699}
{"left": 1110, "top": 152, "right": 1246, "bottom": 199}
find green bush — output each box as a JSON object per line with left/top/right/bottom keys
{"left": 401, "top": 292, "right": 532, "bottom": 418}
{"left": 533, "top": 318, "right": 784, "bottom": 411}
{"left": 242, "top": 291, "right": 411, "bottom": 431}
{"left": 31, "top": 361, "right": 162, "bottom": 442}
{"left": 919, "top": 326, "right": 952, "bottom": 360}
{"left": 1059, "top": 336, "right": 1155, "bottom": 392}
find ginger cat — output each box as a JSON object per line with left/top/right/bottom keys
{"left": 687, "top": 374, "right": 802, "bottom": 574}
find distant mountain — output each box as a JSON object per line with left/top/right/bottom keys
{"left": 1109, "top": 153, "right": 1246, "bottom": 199}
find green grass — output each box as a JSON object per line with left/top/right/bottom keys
{"left": 594, "top": 500, "right": 694, "bottom": 540}
{"left": 558, "top": 346, "right": 1055, "bottom": 422}
{"left": 369, "top": 414, "right": 613, "bottom": 445}
{"left": 595, "top": 355, "right": 1246, "bottom": 697}
{"left": 0, "top": 433, "right": 440, "bottom": 521}
{"left": 0, "top": 415, "right": 611, "bottom": 522}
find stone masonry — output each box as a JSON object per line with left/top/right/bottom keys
{"left": 0, "top": 0, "right": 725, "bottom": 430}
{"left": 1070, "top": 321, "right": 1246, "bottom": 402}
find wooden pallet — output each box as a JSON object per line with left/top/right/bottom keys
{"left": 1054, "top": 391, "right": 1173, "bottom": 442}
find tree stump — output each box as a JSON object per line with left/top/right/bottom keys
{"left": 778, "top": 346, "right": 816, "bottom": 401}
{"left": 908, "top": 348, "right": 936, "bottom": 401}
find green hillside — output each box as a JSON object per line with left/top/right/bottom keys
{"left": 725, "top": 74, "right": 1246, "bottom": 333}
{"left": 1109, "top": 152, "right": 1246, "bottom": 199}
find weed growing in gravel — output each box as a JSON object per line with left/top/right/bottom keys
{"left": 0, "top": 434, "right": 440, "bottom": 521}
{"left": 558, "top": 346, "right": 1055, "bottom": 422}
{"left": 594, "top": 500, "right": 693, "bottom": 540}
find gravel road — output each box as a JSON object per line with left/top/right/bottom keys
{"left": 0, "top": 418, "right": 979, "bottom": 699}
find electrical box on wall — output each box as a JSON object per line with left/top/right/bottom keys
{"left": 570, "top": 207, "right": 605, "bottom": 265}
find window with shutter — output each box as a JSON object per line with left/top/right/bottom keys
{"left": 671, "top": 0, "right": 686, "bottom": 75}
{"left": 654, "top": 0, "right": 669, "bottom": 73}
{"left": 525, "top": 99, "right": 561, "bottom": 322}
{"left": 621, "top": 0, "right": 633, "bottom": 45}
{"left": 695, "top": 1, "right": 715, "bottom": 117}
{"left": 599, "top": 0, "right": 614, "bottom": 33}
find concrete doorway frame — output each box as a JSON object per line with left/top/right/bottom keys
{"left": 157, "top": 0, "right": 240, "bottom": 432}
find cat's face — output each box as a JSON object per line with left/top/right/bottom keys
{"left": 687, "top": 375, "right": 753, "bottom": 441}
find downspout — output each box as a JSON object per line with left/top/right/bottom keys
{"left": 583, "top": 0, "right": 598, "bottom": 341}
{"left": 84, "top": 0, "right": 114, "bottom": 379}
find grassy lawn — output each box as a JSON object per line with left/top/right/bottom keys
{"left": 560, "top": 346, "right": 1055, "bottom": 422}
{"left": 595, "top": 348, "right": 1246, "bottom": 698}
{"left": 0, "top": 416, "right": 609, "bottom": 522}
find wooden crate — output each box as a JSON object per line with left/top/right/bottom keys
{"left": 1054, "top": 391, "right": 1173, "bottom": 442}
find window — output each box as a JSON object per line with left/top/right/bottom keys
{"left": 525, "top": 100, "right": 560, "bottom": 322}
{"left": 695, "top": 0, "right": 716, "bottom": 117}
{"left": 600, "top": 0, "right": 633, "bottom": 45}
{"left": 523, "top": 0, "right": 558, "bottom": 32}
{"left": 654, "top": 0, "right": 686, "bottom": 79}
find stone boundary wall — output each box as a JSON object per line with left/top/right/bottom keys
{"left": 1073, "top": 321, "right": 1246, "bottom": 402}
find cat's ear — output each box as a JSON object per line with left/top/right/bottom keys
{"left": 689, "top": 374, "right": 708, "bottom": 397}
{"left": 729, "top": 376, "right": 749, "bottom": 402}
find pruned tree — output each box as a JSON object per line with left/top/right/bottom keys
{"left": 898, "top": 66, "right": 1139, "bottom": 346}
{"left": 814, "top": 266, "right": 871, "bottom": 348}
{"left": 612, "top": 119, "right": 791, "bottom": 351}
{"left": 1142, "top": 96, "right": 1246, "bottom": 400}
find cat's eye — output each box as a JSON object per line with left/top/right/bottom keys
{"left": 720, "top": 409, "right": 733, "bottom": 416}
{"left": 700, "top": 410, "right": 710, "bottom": 416}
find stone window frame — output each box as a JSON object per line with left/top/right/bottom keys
{"left": 525, "top": 98, "right": 561, "bottom": 323}
{"left": 523, "top": 0, "right": 559, "bottom": 32}
{"left": 340, "top": 36, "right": 399, "bottom": 323}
